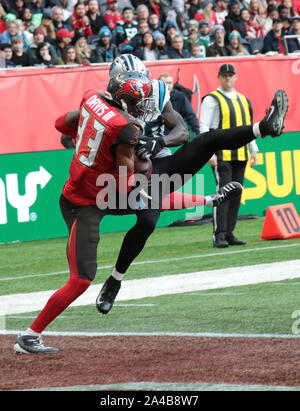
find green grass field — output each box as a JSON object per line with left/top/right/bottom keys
{"left": 1, "top": 218, "right": 300, "bottom": 336}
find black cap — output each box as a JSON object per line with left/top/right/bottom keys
{"left": 218, "top": 63, "right": 236, "bottom": 75}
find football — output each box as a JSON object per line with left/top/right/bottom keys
{"left": 134, "top": 154, "right": 152, "bottom": 180}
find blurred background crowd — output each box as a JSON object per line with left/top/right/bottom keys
{"left": 1, "top": 0, "right": 300, "bottom": 68}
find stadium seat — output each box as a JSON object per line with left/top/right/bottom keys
{"left": 249, "top": 38, "right": 264, "bottom": 54}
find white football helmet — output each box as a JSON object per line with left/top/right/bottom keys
{"left": 109, "top": 54, "right": 150, "bottom": 79}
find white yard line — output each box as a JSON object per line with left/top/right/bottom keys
{"left": 24, "top": 381, "right": 300, "bottom": 391}
{"left": 0, "top": 259, "right": 299, "bottom": 316}
{"left": 1, "top": 242, "right": 299, "bottom": 282}
{"left": 2, "top": 330, "right": 299, "bottom": 339}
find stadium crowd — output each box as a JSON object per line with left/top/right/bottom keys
{"left": 0, "top": 0, "right": 300, "bottom": 68}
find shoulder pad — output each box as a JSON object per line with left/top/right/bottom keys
{"left": 117, "top": 120, "right": 141, "bottom": 146}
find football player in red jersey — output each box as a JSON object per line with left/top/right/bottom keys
{"left": 14, "top": 69, "right": 288, "bottom": 352}
{"left": 14, "top": 72, "right": 154, "bottom": 354}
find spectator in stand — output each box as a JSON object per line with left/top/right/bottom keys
{"left": 194, "top": 0, "right": 218, "bottom": 32}
{"left": 186, "top": 0, "right": 201, "bottom": 20}
{"left": 172, "top": 0, "right": 185, "bottom": 14}
{"left": 73, "top": 31, "right": 91, "bottom": 63}
{"left": 263, "top": 5, "right": 279, "bottom": 36}
{"left": 164, "top": 20, "right": 178, "bottom": 46}
{"left": 0, "top": 43, "right": 16, "bottom": 66}
{"left": 133, "top": 30, "right": 159, "bottom": 59}
{"left": 190, "top": 41, "right": 206, "bottom": 56}
{"left": 223, "top": 0, "right": 247, "bottom": 41}
{"left": 159, "top": 72, "right": 200, "bottom": 137}
{"left": 90, "top": 25, "right": 119, "bottom": 62}
{"left": 15, "top": 17, "right": 33, "bottom": 46}
{"left": 62, "top": 44, "right": 80, "bottom": 64}
{"left": 86, "top": 0, "right": 105, "bottom": 35}
{"left": 52, "top": 6, "right": 72, "bottom": 33}
{"left": 72, "top": 2, "right": 93, "bottom": 38}
{"left": 214, "top": 0, "right": 229, "bottom": 25}
{"left": 27, "top": 27, "right": 58, "bottom": 63}
{"left": 282, "top": 16, "right": 291, "bottom": 34}
{"left": 291, "top": 0, "right": 300, "bottom": 14}
{"left": 286, "top": 15, "right": 300, "bottom": 52}
{"left": 35, "top": 41, "right": 63, "bottom": 66}
{"left": 166, "top": 3, "right": 188, "bottom": 34}
{"left": 0, "top": 3, "right": 6, "bottom": 34}
{"left": 282, "top": 0, "right": 297, "bottom": 18}
{"left": 21, "top": 7, "right": 33, "bottom": 31}
{"left": 263, "top": 17, "right": 285, "bottom": 53}
{"left": 184, "top": 20, "right": 209, "bottom": 51}
{"left": 136, "top": 4, "right": 150, "bottom": 24}
{"left": 54, "top": 27, "right": 74, "bottom": 58}
{"left": 154, "top": 31, "right": 169, "bottom": 58}
{"left": 130, "top": 20, "right": 151, "bottom": 49}
{"left": 39, "top": 11, "right": 56, "bottom": 43}
{"left": 198, "top": 20, "right": 212, "bottom": 43}
{"left": 25, "top": 0, "right": 43, "bottom": 15}
{"left": 115, "top": 6, "right": 138, "bottom": 47}
{"left": 167, "top": 33, "right": 192, "bottom": 58}
{"left": 11, "top": 0, "right": 26, "bottom": 19}
{"left": 278, "top": 5, "right": 289, "bottom": 20}
{"left": 227, "top": 29, "right": 249, "bottom": 54}
{"left": 206, "top": 24, "right": 231, "bottom": 56}
{"left": 11, "top": 35, "right": 30, "bottom": 65}
{"left": 292, "top": 0, "right": 300, "bottom": 15}
{"left": 56, "top": 0, "right": 76, "bottom": 22}
{"left": 149, "top": 12, "right": 162, "bottom": 33}
{"left": 104, "top": 0, "right": 122, "bottom": 31}
{"left": 144, "top": 0, "right": 169, "bottom": 26}
{"left": 248, "top": 0, "right": 266, "bottom": 30}
{"left": 184, "top": 18, "right": 199, "bottom": 38}
{"left": 0, "top": 19, "right": 25, "bottom": 44}
{"left": 136, "top": 4, "right": 150, "bottom": 23}
{"left": 241, "top": 7, "right": 260, "bottom": 38}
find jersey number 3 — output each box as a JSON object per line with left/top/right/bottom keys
{"left": 76, "top": 106, "right": 106, "bottom": 167}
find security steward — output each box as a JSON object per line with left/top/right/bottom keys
{"left": 200, "top": 63, "right": 259, "bottom": 248}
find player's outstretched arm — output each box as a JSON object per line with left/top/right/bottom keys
{"left": 162, "top": 101, "right": 189, "bottom": 147}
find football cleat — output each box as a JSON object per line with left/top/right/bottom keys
{"left": 14, "top": 334, "right": 59, "bottom": 354}
{"left": 96, "top": 276, "right": 121, "bottom": 315}
{"left": 259, "top": 89, "right": 289, "bottom": 137}
{"left": 210, "top": 181, "right": 243, "bottom": 207}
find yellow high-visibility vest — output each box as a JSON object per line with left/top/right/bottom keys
{"left": 208, "top": 90, "right": 253, "bottom": 161}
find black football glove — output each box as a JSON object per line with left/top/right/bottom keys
{"left": 135, "top": 136, "right": 165, "bottom": 160}
{"left": 61, "top": 134, "right": 76, "bottom": 149}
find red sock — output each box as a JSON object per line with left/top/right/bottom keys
{"left": 30, "top": 218, "right": 90, "bottom": 334}
{"left": 30, "top": 276, "right": 90, "bottom": 334}
{"left": 161, "top": 191, "right": 206, "bottom": 212}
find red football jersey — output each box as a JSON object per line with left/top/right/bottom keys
{"left": 62, "top": 90, "right": 140, "bottom": 205}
